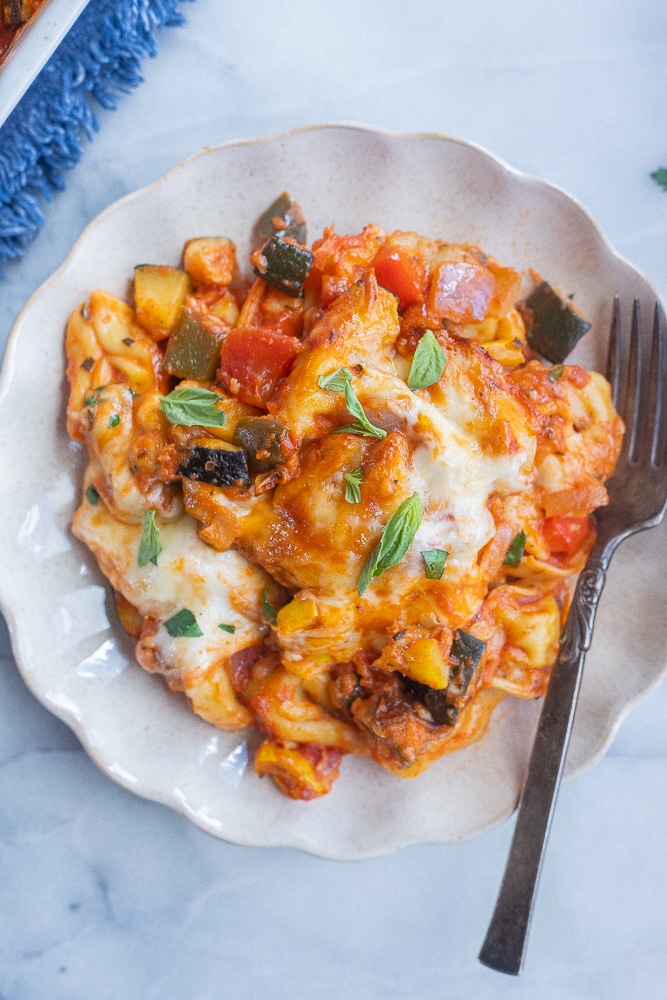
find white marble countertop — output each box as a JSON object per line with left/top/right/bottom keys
{"left": 2, "top": 1, "right": 667, "bottom": 996}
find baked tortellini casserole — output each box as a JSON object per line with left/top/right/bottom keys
{"left": 65, "top": 195, "right": 623, "bottom": 800}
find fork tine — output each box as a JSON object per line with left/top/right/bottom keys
{"left": 649, "top": 302, "right": 666, "bottom": 466}
{"left": 626, "top": 298, "right": 643, "bottom": 462}
{"left": 607, "top": 296, "right": 621, "bottom": 409}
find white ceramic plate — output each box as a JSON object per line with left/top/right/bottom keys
{"left": 2, "top": 125, "right": 666, "bottom": 860}
{"left": 0, "top": 0, "right": 92, "bottom": 128}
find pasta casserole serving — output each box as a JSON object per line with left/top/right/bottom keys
{"left": 65, "top": 194, "right": 623, "bottom": 799}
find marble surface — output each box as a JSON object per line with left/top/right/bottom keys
{"left": 1, "top": 0, "right": 667, "bottom": 995}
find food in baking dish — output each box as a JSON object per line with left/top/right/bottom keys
{"left": 0, "top": 0, "right": 46, "bottom": 63}
{"left": 65, "top": 195, "right": 623, "bottom": 799}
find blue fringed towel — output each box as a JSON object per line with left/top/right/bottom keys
{"left": 0, "top": 0, "right": 193, "bottom": 270}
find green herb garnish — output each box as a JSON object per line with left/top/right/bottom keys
{"left": 262, "top": 589, "right": 278, "bottom": 625}
{"left": 137, "top": 509, "right": 162, "bottom": 567}
{"left": 407, "top": 329, "right": 446, "bottom": 389}
{"left": 318, "top": 367, "right": 353, "bottom": 393}
{"left": 218, "top": 623, "right": 236, "bottom": 634}
{"left": 344, "top": 468, "right": 363, "bottom": 504}
{"left": 504, "top": 530, "right": 527, "bottom": 567}
{"left": 163, "top": 608, "right": 203, "bottom": 638}
{"left": 421, "top": 548, "right": 448, "bottom": 580}
{"left": 159, "top": 387, "right": 227, "bottom": 427}
{"left": 548, "top": 365, "right": 564, "bottom": 382}
{"left": 85, "top": 485, "right": 99, "bottom": 505}
{"left": 318, "top": 366, "right": 387, "bottom": 439}
{"left": 108, "top": 414, "right": 120, "bottom": 428}
{"left": 651, "top": 167, "right": 667, "bottom": 192}
{"left": 358, "top": 493, "right": 423, "bottom": 595}
{"left": 84, "top": 395, "right": 97, "bottom": 408}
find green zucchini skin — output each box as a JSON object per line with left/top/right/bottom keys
{"left": 162, "top": 310, "right": 223, "bottom": 380}
{"left": 521, "top": 281, "right": 591, "bottom": 364}
{"left": 252, "top": 192, "right": 307, "bottom": 247}
{"left": 253, "top": 236, "right": 314, "bottom": 297}
{"left": 405, "top": 629, "right": 487, "bottom": 727}
{"left": 178, "top": 442, "right": 251, "bottom": 488}
{"left": 232, "top": 417, "right": 288, "bottom": 473}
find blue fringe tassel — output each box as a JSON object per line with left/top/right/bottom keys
{"left": 0, "top": 0, "right": 193, "bottom": 269}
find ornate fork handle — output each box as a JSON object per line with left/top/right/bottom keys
{"left": 478, "top": 554, "right": 609, "bottom": 975}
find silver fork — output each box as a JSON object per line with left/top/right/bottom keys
{"left": 479, "top": 298, "right": 667, "bottom": 976}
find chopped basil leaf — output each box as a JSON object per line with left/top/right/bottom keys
{"left": 218, "top": 623, "right": 236, "bottom": 634}
{"left": 163, "top": 608, "right": 203, "bottom": 638}
{"left": 344, "top": 468, "right": 363, "bottom": 504}
{"left": 341, "top": 379, "right": 386, "bottom": 439}
{"left": 159, "top": 387, "right": 227, "bottom": 427}
{"left": 85, "top": 485, "right": 99, "bottom": 505}
{"left": 407, "top": 329, "right": 446, "bottom": 389}
{"left": 138, "top": 509, "right": 162, "bottom": 567}
{"left": 547, "top": 365, "right": 564, "bottom": 382}
{"left": 262, "top": 589, "right": 278, "bottom": 625}
{"left": 358, "top": 493, "right": 423, "bottom": 595}
{"left": 319, "top": 366, "right": 386, "bottom": 440}
{"left": 651, "top": 167, "right": 667, "bottom": 192}
{"left": 504, "top": 530, "right": 527, "bottom": 567}
{"left": 318, "top": 366, "right": 353, "bottom": 393}
{"left": 108, "top": 413, "right": 120, "bottom": 428}
{"left": 421, "top": 548, "right": 448, "bottom": 579}
{"left": 84, "top": 395, "right": 97, "bottom": 408}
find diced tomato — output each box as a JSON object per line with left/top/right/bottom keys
{"left": 370, "top": 245, "right": 426, "bottom": 311}
{"left": 320, "top": 274, "right": 351, "bottom": 308}
{"left": 217, "top": 327, "right": 301, "bottom": 407}
{"left": 427, "top": 261, "right": 495, "bottom": 323}
{"left": 542, "top": 515, "right": 590, "bottom": 556}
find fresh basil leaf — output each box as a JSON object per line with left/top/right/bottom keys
{"left": 344, "top": 468, "right": 363, "bottom": 504}
{"left": 504, "top": 530, "right": 527, "bottom": 567}
{"left": 159, "top": 387, "right": 227, "bottom": 427}
{"left": 407, "top": 329, "right": 446, "bottom": 389}
{"left": 138, "top": 509, "right": 162, "bottom": 567}
{"left": 218, "top": 623, "right": 236, "bottom": 634}
{"left": 318, "top": 366, "right": 386, "bottom": 439}
{"left": 421, "top": 548, "right": 448, "bottom": 580}
{"left": 333, "top": 422, "right": 381, "bottom": 438}
{"left": 341, "top": 380, "right": 386, "bottom": 439}
{"left": 358, "top": 493, "right": 423, "bottom": 595}
{"left": 84, "top": 395, "right": 97, "bottom": 408}
{"left": 85, "top": 485, "right": 99, "bottom": 505}
{"left": 262, "top": 589, "right": 278, "bottom": 625}
{"left": 651, "top": 167, "right": 667, "bottom": 192}
{"left": 163, "top": 608, "right": 203, "bottom": 638}
{"left": 317, "top": 366, "right": 353, "bottom": 392}
{"left": 547, "top": 365, "right": 564, "bottom": 383}
{"left": 108, "top": 413, "right": 120, "bottom": 428}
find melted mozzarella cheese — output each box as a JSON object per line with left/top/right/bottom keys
{"left": 359, "top": 366, "right": 534, "bottom": 576}
{"left": 73, "top": 496, "right": 271, "bottom": 684}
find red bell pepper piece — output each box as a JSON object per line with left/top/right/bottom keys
{"left": 370, "top": 245, "right": 426, "bottom": 311}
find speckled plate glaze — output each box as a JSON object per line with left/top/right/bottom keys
{"left": 1, "top": 125, "right": 666, "bottom": 860}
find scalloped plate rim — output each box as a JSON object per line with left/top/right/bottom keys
{"left": 1, "top": 123, "right": 666, "bottom": 860}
